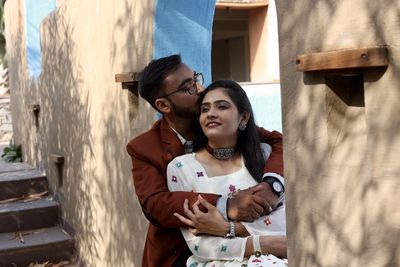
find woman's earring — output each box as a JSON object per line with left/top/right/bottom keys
{"left": 239, "top": 122, "right": 247, "bottom": 131}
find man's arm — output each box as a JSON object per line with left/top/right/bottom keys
{"left": 257, "top": 127, "right": 284, "bottom": 176}
{"left": 227, "top": 129, "right": 284, "bottom": 220}
{"left": 128, "top": 147, "right": 219, "bottom": 229}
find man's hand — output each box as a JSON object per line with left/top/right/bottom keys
{"left": 256, "top": 182, "right": 279, "bottom": 213}
{"left": 173, "top": 195, "right": 229, "bottom": 236}
{"left": 227, "top": 184, "right": 275, "bottom": 222}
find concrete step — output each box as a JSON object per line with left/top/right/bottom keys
{"left": 0, "top": 226, "right": 74, "bottom": 266}
{"left": 0, "top": 169, "right": 48, "bottom": 201}
{"left": 0, "top": 162, "right": 35, "bottom": 174}
{"left": 0, "top": 198, "right": 59, "bottom": 233}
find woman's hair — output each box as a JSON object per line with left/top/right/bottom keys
{"left": 194, "top": 79, "right": 264, "bottom": 182}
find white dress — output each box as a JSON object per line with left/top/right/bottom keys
{"left": 167, "top": 147, "right": 287, "bottom": 267}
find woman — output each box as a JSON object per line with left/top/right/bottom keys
{"left": 167, "top": 80, "right": 287, "bottom": 267}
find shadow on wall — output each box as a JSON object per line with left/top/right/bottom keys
{"left": 277, "top": 1, "right": 400, "bottom": 266}
{"left": 39, "top": 6, "right": 100, "bottom": 264}
{"left": 102, "top": 0, "right": 154, "bottom": 265}
{"left": 5, "top": 0, "right": 34, "bottom": 163}
{"left": 36, "top": 1, "right": 153, "bottom": 265}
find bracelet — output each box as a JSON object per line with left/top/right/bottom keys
{"left": 252, "top": 235, "right": 263, "bottom": 257}
{"left": 224, "top": 221, "right": 235, "bottom": 238}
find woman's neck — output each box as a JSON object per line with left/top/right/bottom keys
{"left": 207, "top": 136, "right": 237, "bottom": 149}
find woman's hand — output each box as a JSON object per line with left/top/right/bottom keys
{"left": 173, "top": 195, "right": 229, "bottom": 236}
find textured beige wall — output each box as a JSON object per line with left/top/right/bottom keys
{"left": 276, "top": 1, "right": 400, "bottom": 266}
{"left": 5, "top": 0, "right": 155, "bottom": 266}
{"left": 4, "top": 0, "right": 28, "bottom": 155}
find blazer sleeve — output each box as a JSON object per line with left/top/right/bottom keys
{"left": 257, "top": 127, "right": 284, "bottom": 177}
{"left": 127, "top": 144, "right": 220, "bottom": 229}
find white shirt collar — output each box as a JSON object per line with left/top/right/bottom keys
{"left": 169, "top": 126, "right": 187, "bottom": 145}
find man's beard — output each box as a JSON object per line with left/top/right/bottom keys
{"left": 169, "top": 97, "right": 202, "bottom": 119}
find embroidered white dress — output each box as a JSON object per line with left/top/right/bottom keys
{"left": 167, "top": 147, "right": 287, "bottom": 267}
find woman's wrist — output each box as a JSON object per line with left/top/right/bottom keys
{"left": 219, "top": 220, "right": 230, "bottom": 237}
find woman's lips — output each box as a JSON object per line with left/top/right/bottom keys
{"left": 206, "top": 122, "right": 221, "bottom": 128}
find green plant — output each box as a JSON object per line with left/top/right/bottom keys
{"left": 1, "top": 144, "right": 22, "bottom": 162}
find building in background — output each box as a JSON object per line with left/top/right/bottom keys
{"left": 4, "top": 0, "right": 281, "bottom": 265}
{"left": 5, "top": 0, "right": 400, "bottom": 266}
{"left": 212, "top": 0, "right": 282, "bottom": 131}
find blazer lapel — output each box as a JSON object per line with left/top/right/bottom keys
{"left": 160, "top": 118, "right": 184, "bottom": 163}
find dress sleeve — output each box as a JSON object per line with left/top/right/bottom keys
{"left": 167, "top": 157, "right": 194, "bottom": 192}
{"left": 167, "top": 156, "right": 248, "bottom": 261}
{"left": 182, "top": 229, "right": 248, "bottom": 262}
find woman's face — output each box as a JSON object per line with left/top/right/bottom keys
{"left": 199, "top": 88, "right": 244, "bottom": 146}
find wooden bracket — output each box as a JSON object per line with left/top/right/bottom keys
{"left": 115, "top": 72, "right": 140, "bottom": 96}
{"left": 49, "top": 153, "right": 64, "bottom": 165}
{"left": 296, "top": 46, "right": 389, "bottom": 72}
{"left": 49, "top": 153, "right": 64, "bottom": 186}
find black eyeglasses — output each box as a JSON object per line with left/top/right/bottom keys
{"left": 160, "top": 72, "right": 204, "bottom": 98}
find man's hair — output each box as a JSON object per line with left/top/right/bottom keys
{"left": 138, "top": 54, "right": 182, "bottom": 110}
{"left": 194, "top": 79, "right": 264, "bottom": 182}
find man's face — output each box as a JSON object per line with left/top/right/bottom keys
{"left": 162, "top": 64, "right": 205, "bottom": 119}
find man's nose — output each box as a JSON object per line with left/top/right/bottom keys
{"left": 196, "top": 83, "right": 205, "bottom": 95}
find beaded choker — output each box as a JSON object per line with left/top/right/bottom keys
{"left": 205, "top": 144, "right": 236, "bottom": 160}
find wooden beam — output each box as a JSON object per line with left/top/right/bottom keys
{"left": 115, "top": 72, "right": 140, "bottom": 83}
{"left": 296, "top": 46, "right": 388, "bottom": 72}
{"left": 115, "top": 72, "right": 139, "bottom": 96}
{"left": 49, "top": 153, "right": 64, "bottom": 165}
{"left": 216, "top": 2, "right": 268, "bottom": 10}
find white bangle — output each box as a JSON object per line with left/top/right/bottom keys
{"left": 253, "top": 235, "right": 262, "bottom": 257}
{"left": 224, "top": 221, "right": 235, "bottom": 238}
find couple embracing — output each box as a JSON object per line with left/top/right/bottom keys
{"left": 127, "top": 55, "right": 287, "bottom": 267}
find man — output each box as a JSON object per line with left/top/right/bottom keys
{"left": 127, "top": 55, "right": 284, "bottom": 267}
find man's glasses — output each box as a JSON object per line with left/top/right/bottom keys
{"left": 160, "top": 72, "right": 204, "bottom": 98}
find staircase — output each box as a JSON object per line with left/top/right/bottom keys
{"left": 0, "top": 161, "right": 74, "bottom": 266}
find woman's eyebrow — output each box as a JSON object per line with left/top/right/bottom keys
{"left": 214, "top": 100, "right": 231, "bottom": 105}
{"left": 201, "top": 100, "right": 231, "bottom": 106}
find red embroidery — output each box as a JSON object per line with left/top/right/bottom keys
{"left": 229, "top": 184, "right": 236, "bottom": 192}
{"left": 264, "top": 218, "right": 272, "bottom": 225}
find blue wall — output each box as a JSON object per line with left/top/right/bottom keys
{"left": 242, "top": 84, "right": 282, "bottom": 132}
{"left": 153, "top": 0, "right": 216, "bottom": 85}
{"left": 24, "top": 0, "right": 56, "bottom": 78}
